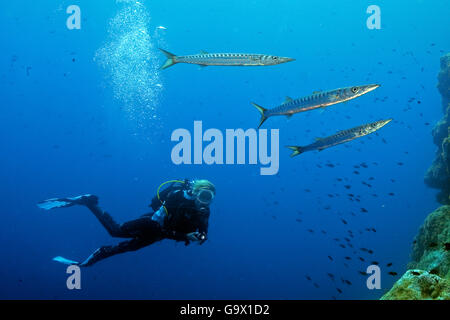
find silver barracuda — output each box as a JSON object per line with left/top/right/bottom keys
{"left": 252, "top": 84, "right": 380, "bottom": 128}
{"left": 287, "top": 119, "right": 392, "bottom": 157}
{"left": 159, "top": 48, "right": 295, "bottom": 69}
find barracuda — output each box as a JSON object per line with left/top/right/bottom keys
{"left": 287, "top": 119, "right": 392, "bottom": 157}
{"left": 159, "top": 48, "right": 295, "bottom": 69}
{"left": 252, "top": 84, "right": 380, "bottom": 128}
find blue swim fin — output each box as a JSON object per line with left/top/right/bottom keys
{"left": 37, "top": 194, "right": 98, "bottom": 210}
{"left": 37, "top": 198, "right": 73, "bottom": 210}
{"left": 53, "top": 256, "right": 79, "bottom": 265}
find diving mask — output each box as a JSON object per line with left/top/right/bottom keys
{"left": 195, "top": 188, "right": 215, "bottom": 206}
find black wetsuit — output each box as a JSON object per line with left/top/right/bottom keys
{"left": 82, "top": 184, "right": 210, "bottom": 266}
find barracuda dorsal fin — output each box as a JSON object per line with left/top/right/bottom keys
{"left": 312, "top": 90, "right": 322, "bottom": 94}
{"left": 200, "top": 50, "right": 209, "bottom": 54}
{"left": 314, "top": 137, "right": 323, "bottom": 141}
{"left": 283, "top": 96, "right": 293, "bottom": 104}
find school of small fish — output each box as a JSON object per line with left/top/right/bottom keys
{"left": 157, "top": 45, "right": 399, "bottom": 299}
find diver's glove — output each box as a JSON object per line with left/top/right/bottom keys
{"left": 186, "top": 232, "right": 207, "bottom": 244}
{"left": 164, "top": 230, "right": 206, "bottom": 245}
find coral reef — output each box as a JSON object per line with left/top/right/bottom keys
{"left": 381, "top": 206, "right": 450, "bottom": 300}
{"left": 424, "top": 53, "right": 450, "bottom": 205}
{"left": 408, "top": 205, "right": 450, "bottom": 278}
{"left": 381, "top": 270, "right": 450, "bottom": 300}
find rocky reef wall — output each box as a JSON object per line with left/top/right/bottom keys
{"left": 381, "top": 206, "right": 450, "bottom": 300}
{"left": 424, "top": 53, "right": 450, "bottom": 205}
{"left": 381, "top": 269, "right": 450, "bottom": 300}
{"left": 382, "top": 54, "right": 450, "bottom": 300}
{"left": 408, "top": 205, "right": 450, "bottom": 279}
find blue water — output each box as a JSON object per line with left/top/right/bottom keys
{"left": 1, "top": 0, "right": 449, "bottom": 299}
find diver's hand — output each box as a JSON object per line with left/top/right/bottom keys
{"left": 186, "top": 232, "right": 206, "bottom": 242}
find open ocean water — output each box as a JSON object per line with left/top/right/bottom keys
{"left": 0, "top": 0, "right": 449, "bottom": 300}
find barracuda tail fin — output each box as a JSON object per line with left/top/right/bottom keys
{"left": 251, "top": 102, "right": 268, "bottom": 128}
{"left": 286, "top": 146, "right": 304, "bottom": 157}
{"left": 159, "top": 48, "right": 177, "bottom": 70}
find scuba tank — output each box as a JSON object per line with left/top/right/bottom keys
{"left": 149, "top": 179, "right": 190, "bottom": 212}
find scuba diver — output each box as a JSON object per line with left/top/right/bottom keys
{"left": 37, "top": 179, "right": 215, "bottom": 267}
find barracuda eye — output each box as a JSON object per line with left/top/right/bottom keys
{"left": 351, "top": 87, "right": 359, "bottom": 93}
{"left": 272, "top": 56, "right": 278, "bottom": 60}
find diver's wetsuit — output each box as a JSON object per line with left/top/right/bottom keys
{"left": 82, "top": 184, "right": 210, "bottom": 266}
